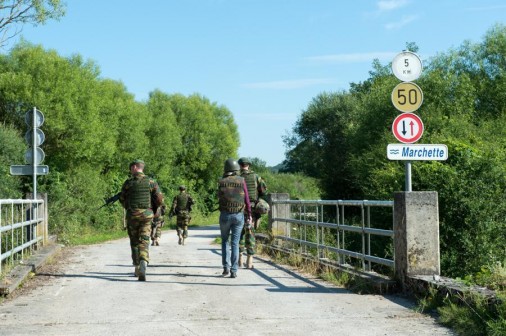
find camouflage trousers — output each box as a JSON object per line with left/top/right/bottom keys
{"left": 151, "top": 219, "right": 163, "bottom": 240}
{"left": 127, "top": 215, "right": 152, "bottom": 265}
{"left": 176, "top": 211, "right": 191, "bottom": 238}
{"left": 239, "top": 224, "right": 256, "bottom": 256}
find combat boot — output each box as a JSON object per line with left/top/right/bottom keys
{"left": 138, "top": 260, "right": 147, "bottom": 281}
{"left": 178, "top": 233, "right": 183, "bottom": 245}
{"left": 134, "top": 265, "right": 140, "bottom": 277}
{"left": 155, "top": 237, "right": 160, "bottom": 246}
{"left": 246, "top": 255, "right": 254, "bottom": 269}
{"left": 238, "top": 253, "right": 243, "bottom": 267}
{"left": 151, "top": 239, "right": 155, "bottom": 246}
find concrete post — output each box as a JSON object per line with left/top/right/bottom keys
{"left": 266, "top": 193, "right": 290, "bottom": 237}
{"left": 394, "top": 191, "right": 440, "bottom": 289}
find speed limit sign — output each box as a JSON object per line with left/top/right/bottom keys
{"left": 391, "top": 82, "right": 423, "bottom": 113}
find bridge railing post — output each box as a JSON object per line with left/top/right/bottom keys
{"left": 266, "top": 193, "right": 290, "bottom": 238}
{"left": 394, "top": 191, "right": 440, "bottom": 290}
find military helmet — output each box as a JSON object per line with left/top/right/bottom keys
{"left": 179, "top": 185, "right": 186, "bottom": 191}
{"left": 255, "top": 198, "right": 270, "bottom": 215}
{"left": 224, "top": 158, "right": 240, "bottom": 173}
{"left": 129, "top": 159, "right": 145, "bottom": 168}
{"left": 238, "top": 157, "right": 251, "bottom": 166}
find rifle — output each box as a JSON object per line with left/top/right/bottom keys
{"left": 99, "top": 192, "right": 121, "bottom": 209}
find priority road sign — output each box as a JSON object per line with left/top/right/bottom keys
{"left": 392, "top": 113, "right": 424, "bottom": 143}
{"left": 391, "top": 82, "right": 423, "bottom": 113}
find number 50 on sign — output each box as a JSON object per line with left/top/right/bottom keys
{"left": 391, "top": 82, "right": 423, "bottom": 113}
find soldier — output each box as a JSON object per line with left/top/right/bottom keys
{"left": 151, "top": 203, "right": 166, "bottom": 246}
{"left": 169, "top": 185, "right": 194, "bottom": 245}
{"left": 119, "top": 159, "right": 164, "bottom": 281}
{"left": 217, "top": 158, "right": 252, "bottom": 278}
{"left": 237, "top": 157, "right": 268, "bottom": 269}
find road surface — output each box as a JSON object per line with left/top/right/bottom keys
{"left": 0, "top": 225, "right": 454, "bottom": 335}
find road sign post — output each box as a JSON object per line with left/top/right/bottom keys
{"left": 391, "top": 51, "right": 425, "bottom": 192}
{"left": 10, "top": 108, "right": 49, "bottom": 200}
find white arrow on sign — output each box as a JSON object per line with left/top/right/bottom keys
{"left": 387, "top": 144, "right": 448, "bottom": 161}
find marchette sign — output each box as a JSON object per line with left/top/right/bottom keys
{"left": 387, "top": 144, "right": 448, "bottom": 161}
{"left": 391, "top": 112, "right": 424, "bottom": 143}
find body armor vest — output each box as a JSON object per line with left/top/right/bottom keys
{"left": 241, "top": 170, "right": 258, "bottom": 202}
{"left": 218, "top": 175, "right": 245, "bottom": 213}
{"left": 176, "top": 193, "right": 189, "bottom": 211}
{"left": 127, "top": 175, "right": 151, "bottom": 210}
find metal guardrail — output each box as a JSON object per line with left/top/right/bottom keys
{"left": 270, "top": 199, "right": 394, "bottom": 275}
{"left": 0, "top": 199, "right": 46, "bottom": 274}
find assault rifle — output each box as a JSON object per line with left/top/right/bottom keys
{"left": 99, "top": 192, "right": 121, "bottom": 209}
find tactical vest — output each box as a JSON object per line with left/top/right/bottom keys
{"left": 176, "top": 193, "right": 189, "bottom": 211}
{"left": 127, "top": 175, "right": 151, "bottom": 210}
{"left": 241, "top": 170, "right": 258, "bottom": 202}
{"left": 218, "top": 175, "right": 245, "bottom": 213}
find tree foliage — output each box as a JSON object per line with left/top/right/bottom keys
{"left": 0, "top": 0, "right": 65, "bottom": 47}
{"left": 0, "top": 42, "right": 241, "bottom": 244}
{"left": 283, "top": 24, "right": 506, "bottom": 277}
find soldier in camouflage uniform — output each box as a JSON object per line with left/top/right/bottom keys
{"left": 169, "top": 185, "right": 194, "bottom": 245}
{"left": 151, "top": 203, "right": 166, "bottom": 246}
{"left": 218, "top": 158, "right": 252, "bottom": 278}
{"left": 119, "top": 159, "right": 164, "bottom": 281}
{"left": 237, "top": 157, "right": 268, "bottom": 269}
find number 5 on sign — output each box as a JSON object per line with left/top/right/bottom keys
{"left": 391, "top": 82, "right": 423, "bottom": 113}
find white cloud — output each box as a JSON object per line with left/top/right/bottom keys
{"left": 305, "top": 52, "right": 397, "bottom": 63}
{"left": 377, "top": 0, "right": 410, "bottom": 12}
{"left": 384, "top": 14, "right": 418, "bottom": 30}
{"left": 242, "top": 78, "right": 337, "bottom": 90}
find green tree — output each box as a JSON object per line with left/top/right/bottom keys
{"left": 168, "top": 93, "right": 239, "bottom": 197}
{"left": 0, "top": 123, "right": 25, "bottom": 198}
{"left": 0, "top": 0, "right": 66, "bottom": 47}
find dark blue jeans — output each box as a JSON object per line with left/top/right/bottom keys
{"left": 219, "top": 211, "right": 245, "bottom": 272}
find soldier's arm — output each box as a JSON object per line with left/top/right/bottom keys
{"left": 119, "top": 180, "right": 129, "bottom": 207}
{"left": 257, "top": 175, "right": 267, "bottom": 196}
{"left": 150, "top": 180, "right": 164, "bottom": 209}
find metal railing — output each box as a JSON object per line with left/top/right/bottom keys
{"left": 0, "top": 199, "right": 47, "bottom": 274}
{"left": 270, "top": 199, "right": 394, "bottom": 275}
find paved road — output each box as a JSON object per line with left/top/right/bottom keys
{"left": 0, "top": 225, "right": 454, "bottom": 336}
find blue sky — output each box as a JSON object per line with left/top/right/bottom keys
{"left": 4, "top": 0, "right": 505, "bottom": 166}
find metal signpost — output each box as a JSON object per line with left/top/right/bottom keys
{"left": 10, "top": 107, "right": 49, "bottom": 197}
{"left": 391, "top": 51, "right": 422, "bottom": 191}
{"left": 390, "top": 51, "right": 448, "bottom": 191}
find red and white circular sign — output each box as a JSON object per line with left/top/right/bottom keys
{"left": 392, "top": 113, "right": 424, "bottom": 143}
